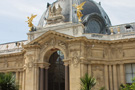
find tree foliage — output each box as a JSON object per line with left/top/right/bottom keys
{"left": 120, "top": 77, "right": 135, "bottom": 90}
{"left": 0, "top": 73, "right": 19, "bottom": 90}
{"left": 80, "top": 73, "right": 96, "bottom": 90}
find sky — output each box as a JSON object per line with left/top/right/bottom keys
{"left": 0, "top": 0, "right": 135, "bottom": 44}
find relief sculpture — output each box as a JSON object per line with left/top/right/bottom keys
{"left": 72, "top": 51, "right": 80, "bottom": 67}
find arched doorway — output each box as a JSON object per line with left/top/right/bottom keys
{"left": 48, "top": 50, "right": 65, "bottom": 90}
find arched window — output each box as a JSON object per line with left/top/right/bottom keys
{"left": 85, "top": 19, "right": 101, "bottom": 33}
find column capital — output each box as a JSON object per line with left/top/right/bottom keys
{"left": 36, "top": 62, "right": 50, "bottom": 69}
{"left": 63, "top": 59, "right": 70, "bottom": 66}
{"left": 45, "top": 66, "right": 49, "bottom": 69}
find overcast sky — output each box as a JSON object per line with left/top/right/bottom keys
{"left": 0, "top": 0, "right": 135, "bottom": 44}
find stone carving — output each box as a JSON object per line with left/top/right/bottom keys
{"left": 70, "top": 49, "right": 80, "bottom": 52}
{"left": 58, "top": 40, "right": 66, "bottom": 50}
{"left": 47, "top": 4, "right": 65, "bottom": 25}
{"left": 109, "top": 45, "right": 123, "bottom": 59}
{"left": 30, "top": 35, "right": 34, "bottom": 41}
{"left": 56, "top": 5, "right": 62, "bottom": 15}
{"left": 103, "top": 47, "right": 109, "bottom": 59}
{"left": 3, "top": 59, "right": 8, "bottom": 68}
{"left": 24, "top": 54, "right": 35, "bottom": 72}
{"left": 86, "top": 45, "right": 92, "bottom": 58}
{"left": 72, "top": 51, "right": 80, "bottom": 67}
{"left": 50, "top": 37, "right": 56, "bottom": 48}
{"left": 73, "top": 27, "right": 78, "bottom": 35}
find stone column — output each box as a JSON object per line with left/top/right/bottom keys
{"left": 120, "top": 64, "right": 125, "bottom": 84}
{"left": 36, "top": 67, "right": 40, "bottom": 90}
{"left": 109, "top": 65, "right": 113, "bottom": 90}
{"left": 113, "top": 64, "right": 118, "bottom": 90}
{"left": 19, "top": 71, "right": 22, "bottom": 90}
{"left": 40, "top": 68, "right": 44, "bottom": 90}
{"left": 16, "top": 71, "right": 19, "bottom": 83}
{"left": 22, "top": 71, "right": 25, "bottom": 90}
{"left": 33, "top": 65, "right": 39, "bottom": 90}
{"left": 65, "top": 64, "right": 69, "bottom": 90}
{"left": 104, "top": 65, "right": 109, "bottom": 90}
{"left": 45, "top": 67, "right": 49, "bottom": 90}
{"left": 88, "top": 64, "right": 91, "bottom": 76}
{"left": 81, "top": 63, "right": 87, "bottom": 77}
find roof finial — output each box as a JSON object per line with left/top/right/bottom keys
{"left": 47, "top": 3, "right": 51, "bottom": 8}
{"left": 99, "top": 2, "right": 101, "bottom": 5}
{"left": 117, "top": 26, "right": 120, "bottom": 34}
{"left": 110, "top": 28, "right": 114, "bottom": 35}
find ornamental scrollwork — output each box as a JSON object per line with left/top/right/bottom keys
{"left": 72, "top": 51, "right": 80, "bottom": 67}
{"left": 24, "top": 54, "right": 35, "bottom": 72}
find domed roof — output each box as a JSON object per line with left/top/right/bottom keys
{"left": 38, "top": 0, "right": 111, "bottom": 34}
{"left": 38, "top": 0, "right": 111, "bottom": 27}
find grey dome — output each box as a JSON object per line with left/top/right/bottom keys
{"left": 38, "top": 0, "right": 111, "bottom": 34}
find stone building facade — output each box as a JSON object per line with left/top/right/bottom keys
{"left": 0, "top": 0, "right": 135, "bottom": 90}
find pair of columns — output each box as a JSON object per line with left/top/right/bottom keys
{"left": 39, "top": 67, "right": 48, "bottom": 90}
{"left": 16, "top": 71, "right": 23, "bottom": 90}
{"left": 39, "top": 64, "right": 69, "bottom": 90}
{"left": 104, "top": 64, "right": 125, "bottom": 90}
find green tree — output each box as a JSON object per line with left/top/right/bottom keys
{"left": 120, "top": 77, "right": 135, "bottom": 90}
{"left": 99, "top": 87, "right": 106, "bottom": 90}
{"left": 0, "top": 73, "right": 19, "bottom": 90}
{"left": 80, "top": 73, "right": 96, "bottom": 90}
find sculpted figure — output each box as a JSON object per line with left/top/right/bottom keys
{"left": 52, "top": 6, "right": 57, "bottom": 16}
{"left": 73, "top": 1, "right": 86, "bottom": 22}
{"left": 56, "top": 4, "right": 62, "bottom": 15}
{"left": 48, "top": 6, "right": 53, "bottom": 17}
{"left": 26, "top": 14, "right": 37, "bottom": 31}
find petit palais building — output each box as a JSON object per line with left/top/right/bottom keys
{"left": 0, "top": 0, "right": 135, "bottom": 90}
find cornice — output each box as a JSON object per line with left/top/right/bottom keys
{"left": 23, "top": 44, "right": 41, "bottom": 49}
{"left": 0, "top": 50, "right": 25, "bottom": 58}
{"left": 67, "top": 36, "right": 135, "bottom": 44}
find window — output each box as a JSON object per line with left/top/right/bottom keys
{"left": 125, "top": 25, "right": 133, "bottom": 32}
{"left": 85, "top": 19, "right": 101, "bottom": 33}
{"left": 125, "top": 64, "right": 135, "bottom": 84}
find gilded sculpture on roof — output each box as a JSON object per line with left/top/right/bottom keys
{"left": 26, "top": 14, "right": 37, "bottom": 31}
{"left": 73, "top": 1, "right": 86, "bottom": 22}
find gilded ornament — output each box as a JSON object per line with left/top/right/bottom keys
{"left": 73, "top": 1, "right": 86, "bottom": 22}
{"left": 26, "top": 14, "right": 37, "bottom": 31}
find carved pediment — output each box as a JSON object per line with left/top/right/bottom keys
{"left": 23, "top": 31, "right": 74, "bottom": 50}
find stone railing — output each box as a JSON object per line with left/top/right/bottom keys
{"left": 0, "top": 48, "right": 23, "bottom": 55}
{"left": 83, "top": 32, "right": 135, "bottom": 40}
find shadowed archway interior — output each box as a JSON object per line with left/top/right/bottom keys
{"left": 48, "top": 50, "right": 65, "bottom": 90}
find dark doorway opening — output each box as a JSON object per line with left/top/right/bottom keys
{"left": 48, "top": 51, "right": 65, "bottom": 90}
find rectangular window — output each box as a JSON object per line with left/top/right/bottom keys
{"left": 125, "top": 64, "right": 135, "bottom": 84}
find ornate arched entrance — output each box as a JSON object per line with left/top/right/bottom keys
{"left": 48, "top": 50, "right": 65, "bottom": 90}
{"left": 39, "top": 49, "right": 69, "bottom": 90}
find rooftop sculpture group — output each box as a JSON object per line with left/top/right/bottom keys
{"left": 47, "top": 4, "right": 65, "bottom": 25}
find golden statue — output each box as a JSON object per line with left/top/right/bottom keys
{"left": 26, "top": 14, "right": 37, "bottom": 31}
{"left": 73, "top": 1, "right": 86, "bottom": 22}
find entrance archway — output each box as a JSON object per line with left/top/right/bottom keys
{"left": 48, "top": 50, "right": 65, "bottom": 90}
